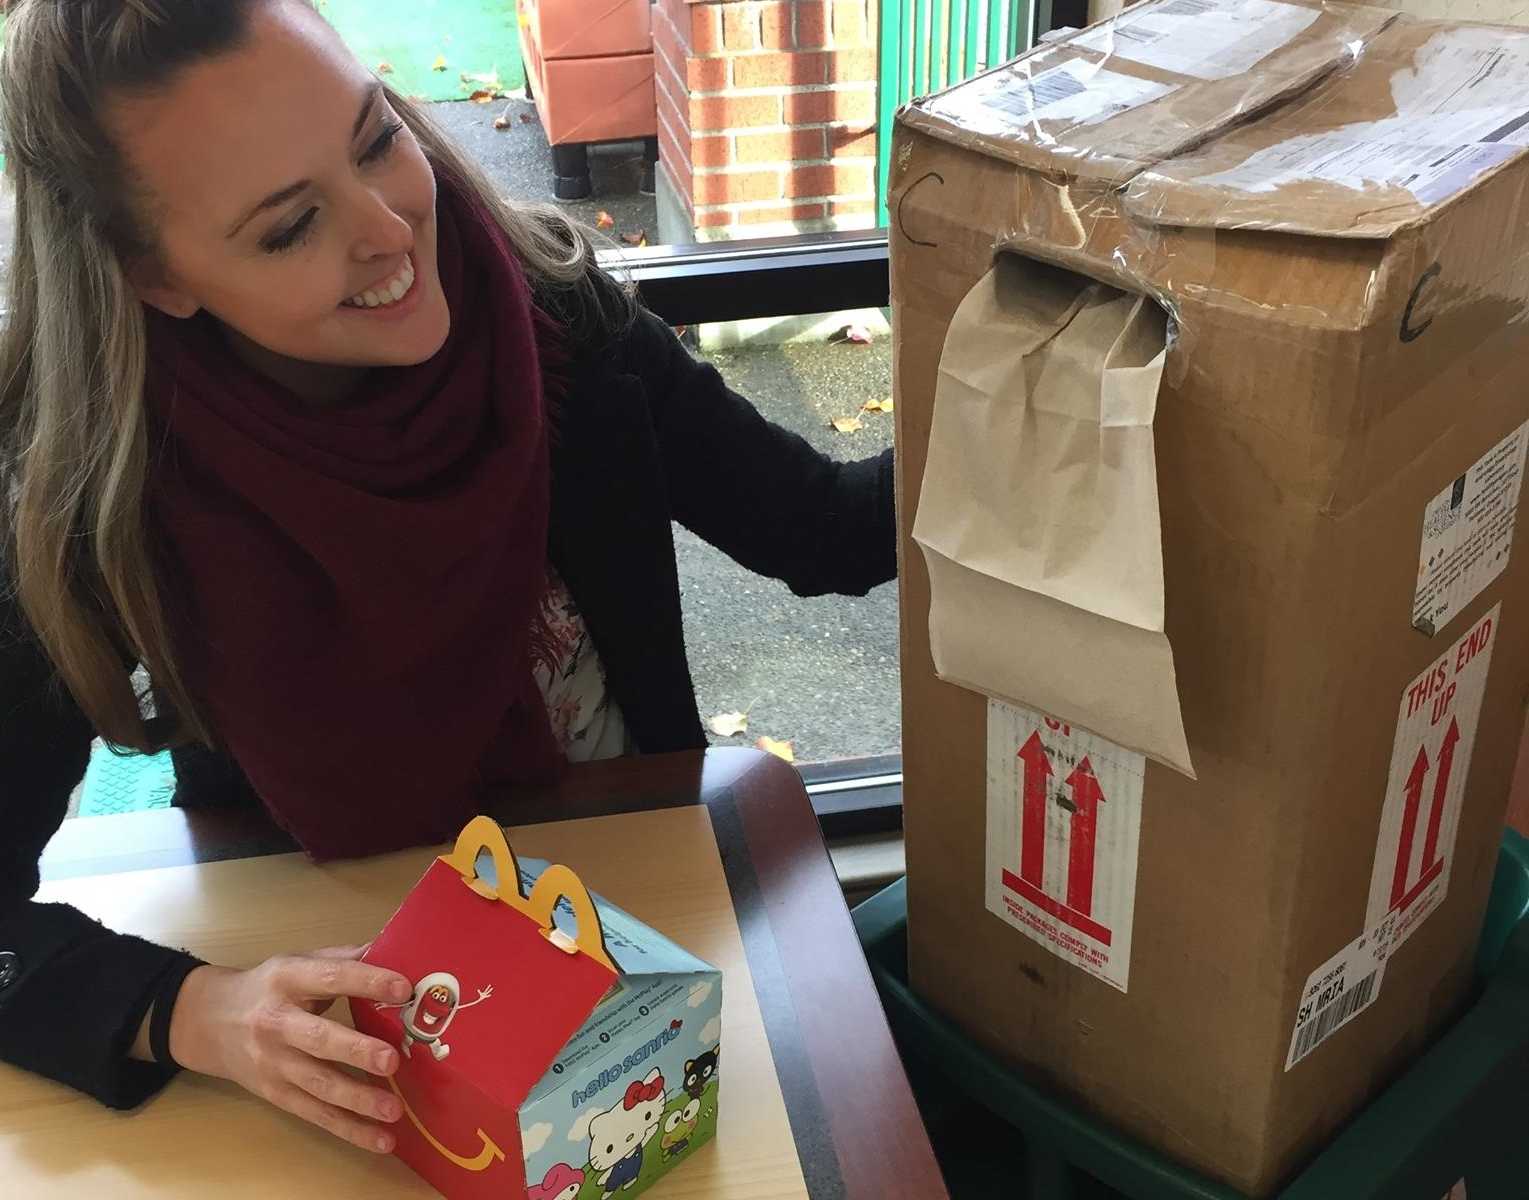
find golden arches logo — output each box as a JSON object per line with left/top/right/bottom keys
{"left": 438, "top": 816, "right": 617, "bottom": 974}
{"left": 387, "top": 1075, "right": 507, "bottom": 1172}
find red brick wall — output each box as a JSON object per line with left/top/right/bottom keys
{"left": 654, "top": 0, "right": 880, "bottom": 239}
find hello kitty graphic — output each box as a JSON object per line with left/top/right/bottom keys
{"left": 374, "top": 971, "right": 494, "bottom": 1060}
{"left": 587, "top": 1069, "right": 665, "bottom": 1195}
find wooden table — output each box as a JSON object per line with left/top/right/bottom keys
{"left": 35, "top": 748, "right": 949, "bottom": 1200}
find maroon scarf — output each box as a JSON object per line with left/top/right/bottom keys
{"left": 146, "top": 178, "right": 565, "bottom": 860}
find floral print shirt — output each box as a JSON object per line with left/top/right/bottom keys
{"left": 528, "top": 566, "right": 631, "bottom": 762}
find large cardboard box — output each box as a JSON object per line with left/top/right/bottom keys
{"left": 891, "top": 3, "right": 1529, "bottom": 1193}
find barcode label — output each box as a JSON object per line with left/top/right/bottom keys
{"left": 971, "top": 60, "right": 1176, "bottom": 130}
{"left": 1285, "top": 915, "right": 1394, "bottom": 1071}
{"left": 1290, "top": 971, "right": 1377, "bottom": 1064}
{"left": 1158, "top": 0, "right": 1218, "bottom": 15}
{"left": 981, "top": 63, "right": 1088, "bottom": 120}
{"left": 1071, "top": 0, "right": 1319, "bottom": 82}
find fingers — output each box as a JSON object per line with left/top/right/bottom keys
{"left": 265, "top": 1005, "right": 401, "bottom": 1077}
{"left": 268, "top": 1075, "right": 400, "bottom": 1155}
{"left": 282, "top": 1051, "right": 403, "bottom": 1126}
{"left": 273, "top": 954, "right": 412, "bottom": 1007}
{"left": 308, "top": 943, "right": 371, "bottom": 960}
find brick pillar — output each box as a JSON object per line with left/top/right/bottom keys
{"left": 653, "top": 0, "right": 880, "bottom": 242}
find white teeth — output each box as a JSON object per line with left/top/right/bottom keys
{"left": 344, "top": 256, "right": 415, "bottom": 309}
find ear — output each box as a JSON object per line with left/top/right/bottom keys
{"left": 126, "top": 255, "right": 200, "bottom": 319}
{"left": 684, "top": 1059, "right": 694, "bottom": 1072}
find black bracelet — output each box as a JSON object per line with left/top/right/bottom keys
{"left": 149, "top": 956, "right": 204, "bottom": 1070}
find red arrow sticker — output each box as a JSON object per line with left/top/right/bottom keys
{"left": 1366, "top": 604, "right": 1499, "bottom": 951}
{"left": 987, "top": 701, "right": 1145, "bottom": 993}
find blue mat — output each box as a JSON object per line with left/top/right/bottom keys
{"left": 78, "top": 744, "right": 176, "bottom": 817}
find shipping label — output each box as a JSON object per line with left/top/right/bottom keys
{"left": 1073, "top": 0, "right": 1319, "bottom": 81}
{"left": 1193, "top": 29, "right": 1529, "bottom": 205}
{"left": 1414, "top": 422, "right": 1528, "bottom": 637}
{"left": 1285, "top": 913, "right": 1397, "bottom": 1070}
{"left": 1195, "top": 128, "right": 1523, "bottom": 206}
{"left": 1365, "top": 605, "right": 1500, "bottom": 953}
{"left": 986, "top": 700, "right": 1144, "bottom": 992}
{"left": 969, "top": 59, "right": 1177, "bottom": 130}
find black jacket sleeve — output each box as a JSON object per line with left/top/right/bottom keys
{"left": 0, "top": 585, "right": 201, "bottom": 1108}
{"left": 622, "top": 309, "right": 897, "bottom": 598}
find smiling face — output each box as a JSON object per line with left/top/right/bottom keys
{"left": 416, "top": 983, "right": 456, "bottom": 1030}
{"left": 107, "top": 0, "right": 450, "bottom": 398}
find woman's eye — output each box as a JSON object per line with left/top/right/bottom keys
{"left": 260, "top": 208, "right": 317, "bottom": 254}
{"left": 361, "top": 119, "right": 405, "bottom": 165}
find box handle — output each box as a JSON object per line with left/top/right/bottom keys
{"left": 439, "top": 816, "right": 617, "bottom": 974}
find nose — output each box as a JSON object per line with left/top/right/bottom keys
{"left": 350, "top": 186, "right": 413, "bottom": 262}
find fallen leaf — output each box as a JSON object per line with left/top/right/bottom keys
{"left": 831, "top": 322, "right": 873, "bottom": 345}
{"left": 860, "top": 398, "right": 894, "bottom": 414}
{"left": 620, "top": 230, "right": 649, "bottom": 247}
{"left": 756, "top": 736, "right": 796, "bottom": 763}
{"left": 707, "top": 711, "right": 750, "bottom": 738}
{"left": 493, "top": 114, "right": 512, "bottom": 130}
{"left": 830, "top": 416, "right": 864, "bottom": 434}
{"left": 468, "top": 89, "right": 497, "bottom": 103}
{"left": 376, "top": 61, "right": 394, "bottom": 75}
{"left": 596, "top": 211, "right": 616, "bottom": 230}
{"left": 431, "top": 55, "right": 448, "bottom": 72}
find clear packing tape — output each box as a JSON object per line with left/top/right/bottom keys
{"left": 893, "top": 0, "right": 1529, "bottom": 774}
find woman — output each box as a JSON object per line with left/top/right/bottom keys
{"left": 0, "top": 0, "right": 895, "bottom": 1157}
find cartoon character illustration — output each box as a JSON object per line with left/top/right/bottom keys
{"left": 527, "top": 1162, "right": 584, "bottom": 1200}
{"left": 683, "top": 1045, "right": 719, "bottom": 1100}
{"left": 660, "top": 1098, "right": 702, "bottom": 1161}
{"left": 587, "top": 1069, "right": 666, "bottom": 1195}
{"left": 374, "top": 971, "right": 493, "bottom": 1060}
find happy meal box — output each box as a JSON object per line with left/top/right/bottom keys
{"left": 351, "top": 817, "right": 723, "bottom": 1200}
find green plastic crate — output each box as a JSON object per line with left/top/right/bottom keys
{"left": 854, "top": 829, "right": 1529, "bottom": 1200}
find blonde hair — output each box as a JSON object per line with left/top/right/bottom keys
{"left": 0, "top": 0, "right": 632, "bottom": 753}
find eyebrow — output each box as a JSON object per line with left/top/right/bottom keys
{"left": 225, "top": 84, "right": 383, "bottom": 239}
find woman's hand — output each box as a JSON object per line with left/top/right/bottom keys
{"left": 168, "top": 944, "right": 414, "bottom": 1153}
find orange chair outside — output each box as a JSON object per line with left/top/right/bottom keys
{"left": 518, "top": 0, "right": 658, "bottom": 200}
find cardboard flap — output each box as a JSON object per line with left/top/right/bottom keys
{"left": 1126, "top": 20, "right": 1529, "bottom": 237}
{"left": 911, "top": 254, "right": 1193, "bottom": 776}
{"left": 898, "top": 0, "right": 1394, "bottom": 188}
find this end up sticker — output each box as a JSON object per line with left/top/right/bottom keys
{"left": 985, "top": 700, "right": 1144, "bottom": 992}
{"left": 1366, "top": 604, "right": 1500, "bottom": 952}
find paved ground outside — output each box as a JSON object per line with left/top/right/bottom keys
{"left": 677, "top": 339, "right": 900, "bottom": 765}
{"left": 430, "top": 99, "right": 659, "bottom": 244}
